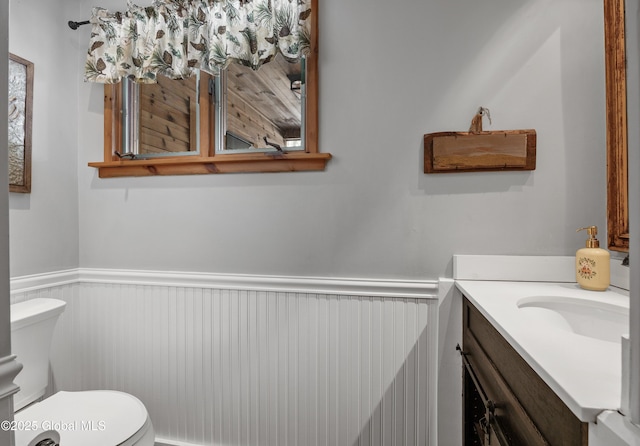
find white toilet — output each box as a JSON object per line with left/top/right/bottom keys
{"left": 10, "top": 298, "right": 155, "bottom": 446}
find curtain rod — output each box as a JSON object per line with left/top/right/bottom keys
{"left": 68, "top": 20, "right": 89, "bottom": 30}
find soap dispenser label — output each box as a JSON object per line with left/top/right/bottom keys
{"left": 577, "top": 257, "right": 597, "bottom": 280}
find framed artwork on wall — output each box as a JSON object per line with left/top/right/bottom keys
{"left": 8, "top": 53, "right": 33, "bottom": 193}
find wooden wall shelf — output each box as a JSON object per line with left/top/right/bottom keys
{"left": 424, "top": 129, "right": 536, "bottom": 173}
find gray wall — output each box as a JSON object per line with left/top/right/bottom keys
{"left": 10, "top": 0, "right": 606, "bottom": 281}
{"left": 8, "top": 0, "right": 80, "bottom": 278}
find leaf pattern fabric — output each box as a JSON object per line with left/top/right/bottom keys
{"left": 85, "top": 0, "right": 312, "bottom": 84}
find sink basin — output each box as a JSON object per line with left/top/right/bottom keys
{"left": 517, "top": 296, "right": 628, "bottom": 343}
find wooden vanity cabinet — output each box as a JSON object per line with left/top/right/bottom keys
{"left": 462, "top": 297, "right": 588, "bottom": 446}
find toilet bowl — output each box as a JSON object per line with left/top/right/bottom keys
{"left": 14, "top": 391, "right": 154, "bottom": 446}
{"left": 10, "top": 298, "right": 155, "bottom": 446}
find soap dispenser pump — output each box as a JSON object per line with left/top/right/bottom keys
{"left": 576, "top": 226, "right": 610, "bottom": 291}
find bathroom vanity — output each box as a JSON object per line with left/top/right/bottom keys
{"left": 456, "top": 279, "right": 628, "bottom": 446}
{"left": 462, "top": 296, "right": 587, "bottom": 445}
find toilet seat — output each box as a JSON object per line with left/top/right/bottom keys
{"left": 14, "top": 390, "right": 153, "bottom": 446}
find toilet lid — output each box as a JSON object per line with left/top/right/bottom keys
{"left": 14, "top": 390, "right": 149, "bottom": 446}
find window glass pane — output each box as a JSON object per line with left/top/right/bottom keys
{"left": 216, "top": 54, "right": 305, "bottom": 153}
{"left": 122, "top": 72, "right": 201, "bottom": 158}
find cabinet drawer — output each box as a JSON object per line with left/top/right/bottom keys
{"left": 463, "top": 297, "right": 588, "bottom": 446}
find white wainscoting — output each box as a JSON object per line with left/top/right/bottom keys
{"left": 10, "top": 270, "right": 439, "bottom": 446}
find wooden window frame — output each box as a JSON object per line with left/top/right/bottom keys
{"left": 89, "top": 0, "right": 330, "bottom": 177}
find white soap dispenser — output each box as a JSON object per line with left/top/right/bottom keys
{"left": 575, "top": 226, "right": 610, "bottom": 291}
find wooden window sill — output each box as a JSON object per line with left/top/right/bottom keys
{"left": 88, "top": 152, "right": 332, "bottom": 178}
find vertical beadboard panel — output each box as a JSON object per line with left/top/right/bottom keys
{"left": 13, "top": 280, "right": 436, "bottom": 446}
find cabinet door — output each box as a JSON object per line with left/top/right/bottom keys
{"left": 462, "top": 339, "right": 547, "bottom": 446}
{"left": 462, "top": 298, "right": 588, "bottom": 446}
{"left": 463, "top": 364, "right": 516, "bottom": 446}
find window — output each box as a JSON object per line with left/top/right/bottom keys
{"left": 89, "top": 0, "right": 330, "bottom": 177}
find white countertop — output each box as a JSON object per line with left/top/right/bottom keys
{"left": 456, "top": 279, "right": 629, "bottom": 423}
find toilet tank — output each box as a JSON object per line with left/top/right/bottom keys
{"left": 10, "top": 298, "right": 66, "bottom": 411}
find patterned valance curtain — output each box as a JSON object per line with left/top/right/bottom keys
{"left": 84, "top": 0, "right": 312, "bottom": 84}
